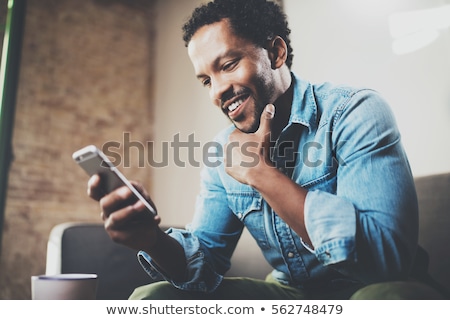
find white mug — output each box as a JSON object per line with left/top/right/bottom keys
{"left": 31, "top": 273, "right": 98, "bottom": 300}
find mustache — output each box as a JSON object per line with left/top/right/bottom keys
{"left": 218, "top": 88, "right": 251, "bottom": 108}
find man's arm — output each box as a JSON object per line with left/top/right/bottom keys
{"left": 225, "top": 104, "right": 311, "bottom": 246}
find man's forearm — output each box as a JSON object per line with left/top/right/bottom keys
{"left": 248, "top": 166, "right": 312, "bottom": 247}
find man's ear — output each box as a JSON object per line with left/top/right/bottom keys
{"left": 267, "top": 36, "right": 288, "bottom": 69}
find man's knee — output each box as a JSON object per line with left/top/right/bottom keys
{"left": 350, "top": 281, "right": 444, "bottom": 300}
{"left": 129, "top": 281, "right": 184, "bottom": 300}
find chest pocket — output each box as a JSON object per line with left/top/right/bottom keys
{"left": 227, "top": 192, "right": 271, "bottom": 250}
{"left": 227, "top": 192, "right": 261, "bottom": 218}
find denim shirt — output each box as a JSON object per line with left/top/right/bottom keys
{"left": 138, "top": 73, "right": 419, "bottom": 293}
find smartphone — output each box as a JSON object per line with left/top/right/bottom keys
{"left": 72, "top": 145, "right": 156, "bottom": 216}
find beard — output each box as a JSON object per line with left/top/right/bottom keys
{"left": 232, "top": 99, "right": 265, "bottom": 133}
{"left": 228, "top": 76, "right": 276, "bottom": 134}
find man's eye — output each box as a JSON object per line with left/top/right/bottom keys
{"left": 202, "top": 78, "right": 211, "bottom": 87}
{"left": 223, "top": 59, "right": 238, "bottom": 71}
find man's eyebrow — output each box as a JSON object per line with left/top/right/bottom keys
{"left": 196, "top": 72, "right": 208, "bottom": 80}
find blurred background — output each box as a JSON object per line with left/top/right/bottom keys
{"left": 0, "top": 0, "right": 448, "bottom": 299}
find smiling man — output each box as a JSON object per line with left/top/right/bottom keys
{"left": 188, "top": 17, "right": 291, "bottom": 135}
{"left": 88, "top": 0, "right": 443, "bottom": 299}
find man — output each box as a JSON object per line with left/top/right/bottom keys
{"left": 88, "top": 0, "right": 442, "bottom": 299}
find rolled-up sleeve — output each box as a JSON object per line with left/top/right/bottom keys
{"left": 137, "top": 227, "right": 224, "bottom": 292}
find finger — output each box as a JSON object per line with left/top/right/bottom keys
{"left": 257, "top": 104, "right": 275, "bottom": 160}
{"left": 87, "top": 174, "right": 105, "bottom": 201}
{"left": 256, "top": 104, "right": 275, "bottom": 137}
{"left": 105, "top": 200, "right": 160, "bottom": 233}
{"left": 129, "top": 180, "right": 151, "bottom": 202}
{"left": 129, "top": 180, "right": 158, "bottom": 215}
{"left": 104, "top": 209, "right": 161, "bottom": 249}
{"left": 99, "top": 186, "right": 136, "bottom": 218}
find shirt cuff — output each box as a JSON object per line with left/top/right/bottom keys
{"left": 137, "top": 227, "right": 223, "bottom": 293}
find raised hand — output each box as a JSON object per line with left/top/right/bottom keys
{"left": 224, "top": 104, "right": 276, "bottom": 185}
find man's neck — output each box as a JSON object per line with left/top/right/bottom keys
{"left": 271, "top": 77, "right": 294, "bottom": 140}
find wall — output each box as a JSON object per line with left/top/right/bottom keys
{"left": 284, "top": 0, "right": 450, "bottom": 177}
{"left": 0, "top": 0, "right": 5, "bottom": 50}
{"left": 0, "top": 0, "right": 156, "bottom": 299}
{"left": 151, "top": 0, "right": 229, "bottom": 228}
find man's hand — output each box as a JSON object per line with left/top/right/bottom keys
{"left": 225, "top": 104, "right": 312, "bottom": 246}
{"left": 87, "top": 174, "right": 161, "bottom": 252}
{"left": 87, "top": 175, "right": 188, "bottom": 280}
{"left": 224, "top": 104, "right": 276, "bottom": 185}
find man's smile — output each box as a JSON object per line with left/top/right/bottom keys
{"left": 222, "top": 93, "right": 251, "bottom": 120}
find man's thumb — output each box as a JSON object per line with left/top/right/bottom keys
{"left": 258, "top": 104, "right": 275, "bottom": 134}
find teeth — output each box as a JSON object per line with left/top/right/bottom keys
{"left": 228, "top": 99, "right": 244, "bottom": 112}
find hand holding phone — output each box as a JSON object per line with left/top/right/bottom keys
{"left": 72, "top": 145, "right": 157, "bottom": 216}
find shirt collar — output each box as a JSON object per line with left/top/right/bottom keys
{"left": 288, "top": 72, "right": 318, "bottom": 133}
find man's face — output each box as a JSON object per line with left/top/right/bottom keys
{"left": 188, "top": 19, "right": 278, "bottom": 133}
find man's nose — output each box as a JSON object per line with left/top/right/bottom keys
{"left": 210, "top": 77, "right": 232, "bottom": 107}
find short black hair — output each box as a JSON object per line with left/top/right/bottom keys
{"left": 182, "top": 0, "right": 294, "bottom": 69}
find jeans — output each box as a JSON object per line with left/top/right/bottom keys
{"left": 129, "top": 274, "right": 444, "bottom": 300}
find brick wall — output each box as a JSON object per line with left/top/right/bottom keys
{"left": 0, "top": 0, "right": 156, "bottom": 299}
{"left": 0, "top": 0, "right": 5, "bottom": 53}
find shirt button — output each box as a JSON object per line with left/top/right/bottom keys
{"left": 236, "top": 213, "right": 243, "bottom": 219}
{"left": 287, "top": 252, "right": 295, "bottom": 258}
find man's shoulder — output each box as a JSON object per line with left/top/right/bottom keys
{"left": 313, "top": 81, "right": 378, "bottom": 100}
{"left": 291, "top": 74, "right": 384, "bottom": 119}
{"left": 311, "top": 81, "right": 387, "bottom": 116}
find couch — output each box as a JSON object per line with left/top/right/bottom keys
{"left": 45, "top": 222, "right": 271, "bottom": 299}
{"left": 414, "top": 172, "right": 450, "bottom": 296}
{"left": 45, "top": 172, "right": 450, "bottom": 299}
